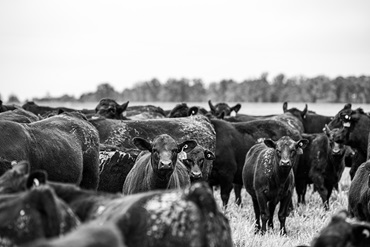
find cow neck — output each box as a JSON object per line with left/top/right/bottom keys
{"left": 149, "top": 169, "right": 173, "bottom": 190}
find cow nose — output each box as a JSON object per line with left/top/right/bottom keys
{"left": 159, "top": 161, "right": 172, "bottom": 170}
{"left": 191, "top": 171, "right": 202, "bottom": 178}
{"left": 280, "top": 160, "right": 290, "bottom": 166}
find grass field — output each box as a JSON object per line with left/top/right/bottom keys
{"left": 215, "top": 168, "right": 351, "bottom": 247}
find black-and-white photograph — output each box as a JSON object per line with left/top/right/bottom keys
{"left": 1, "top": 1, "right": 370, "bottom": 246}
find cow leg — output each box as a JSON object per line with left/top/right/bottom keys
{"left": 251, "top": 198, "right": 261, "bottom": 234}
{"left": 295, "top": 180, "right": 307, "bottom": 205}
{"left": 324, "top": 185, "right": 334, "bottom": 210}
{"left": 268, "top": 201, "right": 277, "bottom": 230}
{"left": 256, "top": 195, "right": 269, "bottom": 234}
{"left": 220, "top": 180, "right": 233, "bottom": 209}
{"left": 233, "top": 183, "right": 243, "bottom": 206}
{"left": 278, "top": 195, "right": 292, "bottom": 236}
{"left": 80, "top": 150, "right": 100, "bottom": 190}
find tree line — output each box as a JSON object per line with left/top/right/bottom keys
{"left": 5, "top": 74, "right": 370, "bottom": 103}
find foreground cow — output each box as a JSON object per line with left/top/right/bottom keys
{"left": 0, "top": 184, "right": 80, "bottom": 246}
{"left": 0, "top": 112, "right": 100, "bottom": 189}
{"left": 295, "top": 126, "right": 348, "bottom": 208}
{"left": 348, "top": 160, "right": 370, "bottom": 221}
{"left": 122, "top": 134, "right": 197, "bottom": 194}
{"left": 243, "top": 136, "right": 308, "bottom": 235}
{"left": 306, "top": 210, "right": 370, "bottom": 247}
{"left": 210, "top": 118, "right": 302, "bottom": 207}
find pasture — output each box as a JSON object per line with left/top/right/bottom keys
{"left": 26, "top": 101, "right": 370, "bottom": 246}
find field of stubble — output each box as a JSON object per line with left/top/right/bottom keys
{"left": 214, "top": 168, "right": 351, "bottom": 247}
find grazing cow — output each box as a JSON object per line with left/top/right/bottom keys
{"left": 243, "top": 136, "right": 308, "bottom": 235}
{"left": 0, "top": 112, "right": 100, "bottom": 189}
{"left": 282, "top": 102, "right": 332, "bottom": 134}
{"left": 0, "top": 107, "right": 40, "bottom": 123}
{"left": 122, "top": 134, "right": 197, "bottom": 194}
{"left": 348, "top": 160, "right": 370, "bottom": 221}
{"left": 209, "top": 118, "right": 302, "bottom": 207}
{"left": 181, "top": 145, "right": 215, "bottom": 183}
{"left": 295, "top": 127, "right": 348, "bottom": 208}
{"left": 0, "top": 184, "right": 80, "bottom": 246}
{"left": 328, "top": 103, "right": 368, "bottom": 178}
{"left": 208, "top": 100, "right": 241, "bottom": 118}
{"left": 24, "top": 223, "right": 126, "bottom": 247}
{"left": 95, "top": 98, "right": 130, "bottom": 119}
{"left": 98, "top": 150, "right": 136, "bottom": 193}
{"left": 308, "top": 210, "right": 370, "bottom": 247}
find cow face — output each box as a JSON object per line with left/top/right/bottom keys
{"left": 264, "top": 136, "right": 308, "bottom": 168}
{"left": 208, "top": 100, "right": 241, "bottom": 118}
{"left": 311, "top": 210, "right": 370, "bottom": 247}
{"left": 324, "top": 125, "right": 347, "bottom": 156}
{"left": 328, "top": 103, "right": 354, "bottom": 129}
{"left": 282, "top": 102, "right": 308, "bottom": 121}
{"left": 95, "top": 98, "right": 129, "bottom": 119}
{"left": 133, "top": 134, "right": 197, "bottom": 174}
{"left": 182, "top": 146, "right": 215, "bottom": 181}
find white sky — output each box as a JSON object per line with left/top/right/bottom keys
{"left": 1, "top": 0, "right": 370, "bottom": 101}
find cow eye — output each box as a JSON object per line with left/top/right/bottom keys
{"left": 276, "top": 150, "right": 281, "bottom": 157}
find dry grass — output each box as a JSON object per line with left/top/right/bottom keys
{"left": 215, "top": 168, "right": 351, "bottom": 247}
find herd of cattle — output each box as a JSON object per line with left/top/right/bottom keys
{"left": 0, "top": 98, "right": 370, "bottom": 246}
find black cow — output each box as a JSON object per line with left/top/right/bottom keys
{"left": 94, "top": 98, "right": 130, "bottom": 119}
{"left": 209, "top": 118, "right": 302, "bottom": 208}
{"left": 0, "top": 184, "right": 80, "bottom": 246}
{"left": 295, "top": 126, "right": 348, "bottom": 209}
{"left": 348, "top": 160, "right": 370, "bottom": 221}
{"left": 22, "top": 101, "right": 88, "bottom": 118}
{"left": 181, "top": 145, "right": 215, "bottom": 183}
{"left": 208, "top": 100, "right": 241, "bottom": 118}
{"left": 0, "top": 107, "right": 40, "bottom": 123}
{"left": 167, "top": 102, "right": 207, "bottom": 118}
{"left": 282, "top": 102, "right": 332, "bottom": 134}
{"left": 122, "top": 134, "right": 197, "bottom": 194}
{"left": 243, "top": 136, "right": 308, "bottom": 235}
{"left": 0, "top": 112, "right": 100, "bottom": 189}
{"left": 328, "top": 103, "right": 368, "bottom": 178}
{"left": 0, "top": 167, "right": 233, "bottom": 247}
{"left": 125, "top": 104, "right": 167, "bottom": 120}
{"left": 308, "top": 210, "right": 370, "bottom": 247}
{"left": 98, "top": 150, "right": 136, "bottom": 193}
{"left": 24, "top": 223, "right": 126, "bottom": 247}
{"left": 0, "top": 100, "right": 18, "bottom": 112}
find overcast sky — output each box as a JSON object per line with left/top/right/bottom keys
{"left": 1, "top": 0, "right": 370, "bottom": 101}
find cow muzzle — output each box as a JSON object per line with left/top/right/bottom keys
{"left": 191, "top": 171, "right": 202, "bottom": 178}
{"left": 159, "top": 161, "right": 172, "bottom": 170}
{"left": 280, "top": 160, "right": 291, "bottom": 167}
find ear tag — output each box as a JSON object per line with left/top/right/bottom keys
{"left": 178, "top": 146, "right": 187, "bottom": 160}
{"left": 343, "top": 122, "right": 351, "bottom": 127}
{"left": 33, "top": 178, "right": 40, "bottom": 187}
{"left": 363, "top": 229, "right": 370, "bottom": 238}
{"left": 230, "top": 111, "right": 236, "bottom": 117}
{"left": 299, "top": 142, "right": 303, "bottom": 147}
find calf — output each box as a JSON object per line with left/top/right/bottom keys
{"left": 122, "top": 134, "right": 197, "bottom": 194}
{"left": 243, "top": 136, "right": 308, "bottom": 235}
{"left": 180, "top": 145, "right": 215, "bottom": 183}
{"left": 348, "top": 160, "right": 370, "bottom": 221}
{"left": 309, "top": 210, "right": 370, "bottom": 247}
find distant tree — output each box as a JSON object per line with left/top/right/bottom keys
{"left": 7, "top": 94, "right": 20, "bottom": 103}
{"left": 96, "top": 82, "right": 119, "bottom": 101}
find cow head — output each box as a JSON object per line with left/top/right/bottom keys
{"left": 264, "top": 136, "right": 308, "bottom": 169}
{"left": 133, "top": 134, "right": 197, "bottom": 176}
{"left": 181, "top": 145, "right": 215, "bottom": 181}
{"left": 324, "top": 125, "right": 348, "bottom": 156}
{"left": 0, "top": 161, "right": 47, "bottom": 194}
{"left": 282, "top": 102, "right": 308, "bottom": 122}
{"left": 95, "top": 98, "right": 129, "bottom": 119}
{"left": 327, "top": 103, "right": 356, "bottom": 130}
{"left": 311, "top": 210, "right": 370, "bottom": 247}
{"left": 208, "top": 100, "right": 241, "bottom": 118}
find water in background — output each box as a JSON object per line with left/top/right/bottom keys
{"left": 37, "top": 101, "right": 370, "bottom": 117}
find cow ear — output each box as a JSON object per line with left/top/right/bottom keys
{"left": 302, "top": 104, "right": 308, "bottom": 119}
{"left": 179, "top": 140, "right": 197, "bottom": 153}
{"left": 283, "top": 102, "right": 288, "bottom": 112}
{"left": 117, "top": 101, "right": 129, "bottom": 115}
{"left": 204, "top": 150, "right": 215, "bottom": 160}
{"left": 208, "top": 100, "right": 216, "bottom": 113}
{"left": 132, "top": 137, "right": 152, "bottom": 152}
{"left": 26, "top": 170, "right": 47, "bottom": 189}
{"left": 296, "top": 139, "right": 309, "bottom": 154}
{"left": 344, "top": 103, "right": 352, "bottom": 110}
{"left": 264, "top": 139, "right": 276, "bottom": 149}
{"left": 14, "top": 161, "right": 30, "bottom": 175}
{"left": 188, "top": 106, "right": 199, "bottom": 116}
{"left": 231, "top": 104, "right": 241, "bottom": 114}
